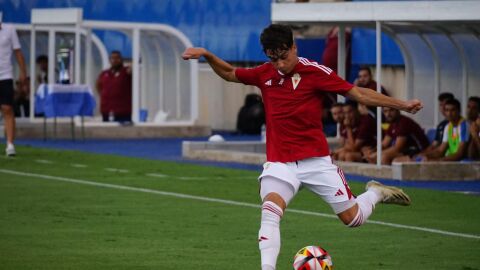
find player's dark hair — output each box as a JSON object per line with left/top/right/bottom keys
{"left": 438, "top": 92, "right": 454, "bottom": 102}
{"left": 445, "top": 98, "right": 461, "bottom": 111}
{"left": 358, "top": 66, "right": 372, "bottom": 76}
{"left": 260, "top": 24, "right": 294, "bottom": 54}
{"left": 468, "top": 96, "right": 480, "bottom": 108}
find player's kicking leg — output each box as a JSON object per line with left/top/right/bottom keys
{"left": 258, "top": 176, "right": 297, "bottom": 270}
{"left": 296, "top": 157, "right": 410, "bottom": 228}
{"left": 338, "top": 180, "right": 411, "bottom": 227}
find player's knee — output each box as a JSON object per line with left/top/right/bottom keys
{"left": 263, "top": 192, "right": 287, "bottom": 211}
{"left": 346, "top": 208, "right": 365, "bottom": 228}
{"left": 337, "top": 204, "right": 364, "bottom": 228}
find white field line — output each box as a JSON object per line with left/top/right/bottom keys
{"left": 71, "top": 164, "right": 88, "bottom": 168}
{"left": 35, "top": 159, "right": 53, "bottom": 164}
{"left": 0, "top": 168, "right": 479, "bottom": 240}
{"left": 105, "top": 168, "right": 129, "bottom": 173}
{"left": 146, "top": 173, "right": 168, "bottom": 178}
{"left": 145, "top": 173, "right": 253, "bottom": 181}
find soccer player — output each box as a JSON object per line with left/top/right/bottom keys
{"left": 182, "top": 24, "right": 422, "bottom": 270}
{"left": 0, "top": 20, "right": 27, "bottom": 156}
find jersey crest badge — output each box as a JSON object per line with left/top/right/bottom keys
{"left": 292, "top": 73, "right": 301, "bottom": 90}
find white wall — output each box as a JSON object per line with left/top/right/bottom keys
{"left": 196, "top": 64, "right": 261, "bottom": 130}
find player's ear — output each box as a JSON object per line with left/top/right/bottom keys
{"left": 292, "top": 43, "right": 297, "bottom": 54}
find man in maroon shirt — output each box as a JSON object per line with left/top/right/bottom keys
{"left": 366, "top": 107, "right": 429, "bottom": 165}
{"left": 96, "top": 51, "right": 132, "bottom": 123}
{"left": 336, "top": 102, "right": 377, "bottom": 162}
{"left": 356, "top": 66, "right": 388, "bottom": 96}
{"left": 355, "top": 66, "right": 390, "bottom": 117}
{"left": 182, "top": 24, "right": 422, "bottom": 270}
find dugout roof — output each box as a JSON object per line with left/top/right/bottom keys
{"left": 272, "top": 0, "right": 480, "bottom": 128}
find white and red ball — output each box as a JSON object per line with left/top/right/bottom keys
{"left": 293, "top": 246, "right": 333, "bottom": 270}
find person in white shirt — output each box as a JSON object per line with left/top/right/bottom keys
{"left": 0, "top": 17, "right": 27, "bottom": 156}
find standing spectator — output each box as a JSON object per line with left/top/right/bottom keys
{"left": 96, "top": 51, "right": 132, "bottom": 123}
{"left": 321, "top": 26, "right": 351, "bottom": 78}
{"left": 0, "top": 22, "right": 27, "bottom": 156}
{"left": 367, "top": 107, "right": 429, "bottom": 165}
{"left": 467, "top": 96, "right": 480, "bottom": 160}
{"left": 420, "top": 99, "right": 469, "bottom": 161}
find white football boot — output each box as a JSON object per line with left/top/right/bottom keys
{"left": 5, "top": 143, "right": 16, "bottom": 157}
{"left": 366, "top": 180, "right": 411, "bottom": 206}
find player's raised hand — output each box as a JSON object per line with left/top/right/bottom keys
{"left": 182, "top": 47, "right": 207, "bottom": 60}
{"left": 403, "top": 99, "right": 423, "bottom": 114}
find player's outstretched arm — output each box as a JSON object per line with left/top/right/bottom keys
{"left": 345, "top": 86, "right": 423, "bottom": 114}
{"left": 182, "top": 47, "right": 240, "bottom": 83}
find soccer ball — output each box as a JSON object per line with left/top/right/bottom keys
{"left": 293, "top": 246, "right": 333, "bottom": 270}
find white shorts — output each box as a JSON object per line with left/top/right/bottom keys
{"left": 259, "top": 156, "right": 355, "bottom": 205}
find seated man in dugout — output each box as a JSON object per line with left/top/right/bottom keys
{"left": 366, "top": 107, "right": 429, "bottom": 165}
{"left": 422, "top": 92, "right": 455, "bottom": 153}
{"left": 408, "top": 99, "right": 469, "bottom": 162}
{"left": 466, "top": 96, "right": 480, "bottom": 160}
{"left": 330, "top": 102, "right": 345, "bottom": 160}
{"left": 335, "top": 102, "right": 377, "bottom": 162}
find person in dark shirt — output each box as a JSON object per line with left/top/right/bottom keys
{"left": 366, "top": 107, "right": 429, "bottom": 165}
{"left": 394, "top": 92, "right": 455, "bottom": 163}
{"left": 354, "top": 66, "right": 389, "bottom": 118}
{"left": 467, "top": 96, "right": 480, "bottom": 160}
{"left": 236, "top": 93, "right": 265, "bottom": 135}
{"left": 36, "top": 55, "right": 48, "bottom": 84}
{"left": 96, "top": 51, "right": 132, "bottom": 123}
{"left": 337, "top": 102, "right": 377, "bottom": 162}
{"left": 431, "top": 92, "right": 454, "bottom": 149}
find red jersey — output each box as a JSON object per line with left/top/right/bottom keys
{"left": 98, "top": 66, "right": 132, "bottom": 116}
{"left": 235, "top": 57, "right": 353, "bottom": 162}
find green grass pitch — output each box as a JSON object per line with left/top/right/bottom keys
{"left": 0, "top": 146, "right": 479, "bottom": 269}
